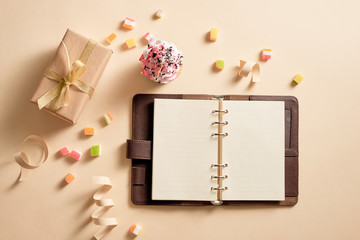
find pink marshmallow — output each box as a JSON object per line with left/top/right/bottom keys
{"left": 59, "top": 146, "right": 70, "bottom": 156}
{"left": 144, "top": 32, "right": 155, "bottom": 43}
{"left": 70, "top": 149, "right": 82, "bottom": 161}
{"left": 261, "top": 49, "right": 272, "bottom": 61}
{"left": 261, "top": 55, "right": 271, "bottom": 61}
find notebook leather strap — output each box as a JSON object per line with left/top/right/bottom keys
{"left": 127, "top": 139, "right": 152, "bottom": 160}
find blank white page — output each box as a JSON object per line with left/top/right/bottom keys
{"left": 222, "top": 101, "right": 285, "bottom": 200}
{"left": 152, "top": 99, "right": 218, "bottom": 201}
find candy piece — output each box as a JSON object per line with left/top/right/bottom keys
{"left": 125, "top": 38, "right": 137, "bottom": 49}
{"left": 139, "top": 40, "right": 184, "bottom": 84}
{"left": 155, "top": 9, "right": 164, "bottom": 18}
{"left": 65, "top": 173, "right": 75, "bottom": 184}
{"left": 91, "top": 144, "right": 102, "bottom": 157}
{"left": 103, "top": 113, "right": 113, "bottom": 125}
{"left": 210, "top": 28, "right": 218, "bottom": 42}
{"left": 59, "top": 146, "right": 71, "bottom": 156}
{"left": 70, "top": 149, "right": 82, "bottom": 161}
{"left": 84, "top": 127, "right": 95, "bottom": 136}
{"left": 130, "top": 224, "right": 142, "bottom": 236}
{"left": 123, "top": 17, "right": 135, "bottom": 30}
{"left": 144, "top": 32, "right": 155, "bottom": 44}
{"left": 215, "top": 60, "right": 225, "bottom": 70}
{"left": 293, "top": 74, "right": 303, "bottom": 84}
{"left": 106, "top": 33, "right": 117, "bottom": 44}
{"left": 261, "top": 49, "right": 272, "bottom": 61}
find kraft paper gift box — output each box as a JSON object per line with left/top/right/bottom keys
{"left": 31, "top": 29, "right": 113, "bottom": 124}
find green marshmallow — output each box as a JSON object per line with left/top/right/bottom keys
{"left": 215, "top": 60, "right": 224, "bottom": 70}
{"left": 91, "top": 144, "right": 101, "bottom": 157}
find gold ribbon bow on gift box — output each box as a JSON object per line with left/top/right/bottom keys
{"left": 37, "top": 39, "right": 97, "bottom": 112}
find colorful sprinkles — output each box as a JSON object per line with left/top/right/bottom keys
{"left": 139, "top": 40, "right": 183, "bottom": 83}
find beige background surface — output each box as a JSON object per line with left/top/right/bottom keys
{"left": 1, "top": 0, "right": 359, "bottom": 239}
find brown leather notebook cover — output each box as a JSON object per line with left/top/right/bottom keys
{"left": 126, "top": 94, "right": 299, "bottom": 206}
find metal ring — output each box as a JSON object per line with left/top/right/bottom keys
{"left": 211, "top": 133, "right": 228, "bottom": 137}
{"left": 211, "top": 200, "right": 223, "bottom": 206}
{"left": 211, "top": 95, "right": 225, "bottom": 100}
{"left": 211, "top": 163, "right": 228, "bottom": 168}
{"left": 211, "top": 186, "right": 228, "bottom": 191}
{"left": 211, "top": 175, "right": 228, "bottom": 179}
{"left": 212, "top": 121, "right": 228, "bottom": 125}
{"left": 212, "top": 109, "right": 228, "bottom": 113}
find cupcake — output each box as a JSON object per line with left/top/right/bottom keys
{"left": 139, "top": 40, "right": 183, "bottom": 84}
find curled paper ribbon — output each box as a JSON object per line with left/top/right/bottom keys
{"left": 14, "top": 135, "right": 49, "bottom": 181}
{"left": 239, "top": 60, "right": 261, "bottom": 82}
{"left": 92, "top": 176, "right": 118, "bottom": 240}
{"left": 37, "top": 40, "right": 96, "bottom": 112}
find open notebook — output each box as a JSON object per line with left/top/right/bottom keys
{"left": 152, "top": 98, "right": 285, "bottom": 202}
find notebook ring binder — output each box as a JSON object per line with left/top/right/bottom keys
{"left": 210, "top": 96, "right": 229, "bottom": 205}
{"left": 211, "top": 175, "right": 228, "bottom": 179}
{"left": 211, "top": 186, "right": 228, "bottom": 191}
{"left": 211, "top": 163, "right": 228, "bottom": 168}
{"left": 212, "top": 109, "right": 228, "bottom": 113}
{"left": 211, "top": 133, "right": 228, "bottom": 136}
{"left": 212, "top": 121, "right": 228, "bottom": 125}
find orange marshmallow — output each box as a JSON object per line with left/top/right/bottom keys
{"left": 65, "top": 173, "right": 75, "bottom": 184}
{"left": 106, "top": 33, "right": 117, "bottom": 44}
{"left": 123, "top": 17, "right": 135, "bottom": 30}
{"left": 104, "top": 113, "right": 113, "bottom": 125}
{"left": 130, "top": 224, "right": 142, "bottom": 236}
{"left": 84, "top": 127, "right": 95, "bottom": 136}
